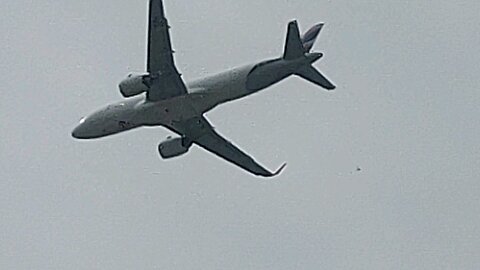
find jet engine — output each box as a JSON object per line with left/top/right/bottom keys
{"left": 158, "top": 136, "right": 191, "bottom": 159}
{"left": 118, "top": 72, "right": 151, "bottom": 98}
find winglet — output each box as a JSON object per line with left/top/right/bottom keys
{"left": 269, "top": 163, "right": 287, "bottom": 177}
{"left": 273, "top": 163, "right": 287, "bottom": 176}
{"left": 256, "top": 163, "right": 287, "bottom": 178}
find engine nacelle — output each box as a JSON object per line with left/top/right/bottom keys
{"left": 118, "top": 72, "right": 150, "bottom": 98}
{"left": 158, "top": 137, "right": 191, "bottom": 159}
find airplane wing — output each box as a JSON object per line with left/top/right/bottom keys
{"left": 175, "top": 116, "right": 286, "bottom": 177}
{"left": 146, "top": 0, "right": 187, "bottom": 101}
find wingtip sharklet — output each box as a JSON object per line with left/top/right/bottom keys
{"left": 263, "top": 163, "right": 287, "bottom": 178}
{"left": 273, "top": 163, "right": 287, "bottom": 176}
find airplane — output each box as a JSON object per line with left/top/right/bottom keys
{"left": 72, "top": 0, "right": 335, "bottom": 177}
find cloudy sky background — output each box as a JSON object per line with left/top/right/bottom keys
{"left": 1, "top": 0, "right": 479, "bottom": 269}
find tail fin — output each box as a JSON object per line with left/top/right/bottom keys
{"left": 283, "top": 20, "right": 336, "bottom": 90}
{"left": 283, "top": 21, "right": 305, "bottom": 60}
{"left": 301, "top": 23, "right": 324, "bottom": 52}
{"left": 296, "top": 65, "right": 336, "bottom": 90}
{"left": 283, "top": 21, "right": 325, "bottom": 59}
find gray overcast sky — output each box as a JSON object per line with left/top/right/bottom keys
{"left": 1, "top": 0, "right": 479, "bottom": 269}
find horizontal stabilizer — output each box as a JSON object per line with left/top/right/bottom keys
{"left": 283, "top": 20, "right": 305, "bottom": 60}
{"left": 296, "top": 65, "right": 336, "bottom": 90}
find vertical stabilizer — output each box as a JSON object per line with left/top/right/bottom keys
{"left": 301, "top": 23, "right": 324, "bottom": 52}
{"left": 283, "top": 21, "right": 305, "bottom": 60}
{"left": 281, "top": 20, "right": 336, "bottom": 91}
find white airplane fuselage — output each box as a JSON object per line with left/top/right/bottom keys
{"left": 72, "top": 53, "right": 321, "bottom": 139}
{"left": 72, "top": 0, "right": 336, "bottom": 177}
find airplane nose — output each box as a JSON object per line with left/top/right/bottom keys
{"left": 71, "top": 126, "right": 82, "bottom": 139}
{"left": 72, "top": 116, "right": 90, "bottom": 139}
{"left": 72, "top": 124, "right": 89, "bottom": 139}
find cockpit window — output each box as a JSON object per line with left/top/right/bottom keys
{"left": 79, "top": 117, "right": 86, "bottom": 124}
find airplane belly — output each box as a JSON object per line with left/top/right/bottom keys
{"left": 186, "top": 64, "right": 255, "bottom": 113}
{"left": 137, "top": 95, "right": 200, "bottom": 127}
